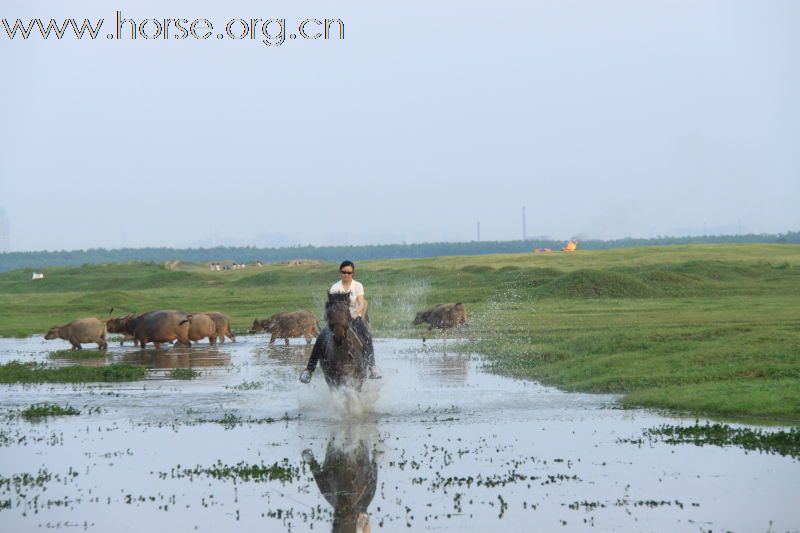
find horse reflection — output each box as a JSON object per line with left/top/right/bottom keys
{"left": 302, "top": 425, "right": 380, "bottom": 533}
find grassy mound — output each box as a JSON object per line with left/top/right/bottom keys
{"left": 460, "top": 265, "right": 496, "bottom": 274}
{"left": 537, "top": 269, "right": 655, "bottom": 298}
{"left": 664, "top": 260, "right": 776, "bottom": 281}
{"left": 69, "top": 290, "right": 137, "bottom": 309}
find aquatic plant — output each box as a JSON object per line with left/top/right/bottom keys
{"left": 170, "top": 368, "right": 199, "bottom": 380}
{"left": 21, "top": 403, "right": 80, "bottom": 419}
{"left": 196, "top": 412, "right": 299, "bottom": 429}
{"left": 0, "top": 361, "right": 146, "bottom": 383}
{"left": 642, "top": 422, "right": 800, "bottom": 459}
{"left": 48, "top": 349, "right": 108, "bottom": 359}
{"left": 164, "top": 459, "right": 300, "bottom": 484}
{"left": 226, "top": 380, "right": 264, "bottom": 390}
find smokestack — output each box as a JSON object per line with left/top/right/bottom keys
{"left": 477, "top": 221, "right": 481, "bottom": 242}
{"left": 522, "top": 206, "right": 527, "bottom": 241}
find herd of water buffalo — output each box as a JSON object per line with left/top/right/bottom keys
{"left": 43, "top": 303, "right": 468, "bottom": 351}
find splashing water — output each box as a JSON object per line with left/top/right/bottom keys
{"left": 376, "top": 277, "right": 430, "bottom": 337}
{"left": 325, "top": 380, "right": 382, "bottom": 418}
{"left": 298, "top": 378, "right": 383, "bottom": 419}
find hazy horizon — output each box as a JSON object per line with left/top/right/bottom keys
{"left": 2, "top": 0, "right": 799, "bottom": 252}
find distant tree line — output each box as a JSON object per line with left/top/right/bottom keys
{"left": 0, "top": 231, "right": 797, "bottom": 273}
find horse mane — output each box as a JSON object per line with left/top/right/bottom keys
{"left": 327, "top": 291, "right": 351, "bottom": 305}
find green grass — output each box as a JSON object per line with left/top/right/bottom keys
{"left": 620, "top": 422, "right": 800, "bottom": 459}
{"left": 1, "top": 244, "right": 799, "bottom": 421}
{"left": 170, "top": 368, "right": 199, "bottom": 380}
{"left": 0, "top": 361, "right": 146, "bottom": 383}
{"left": 167, "top": 459, "right": 299, "bottom": 483}
{"left": 48, "top": 349, "right": 108, "bottom": 360}
{"left": 226, "top": 381, "right": 264, "bottom": 391}
{"left": 21, "top": 403, "right": 81, "bottom": 419}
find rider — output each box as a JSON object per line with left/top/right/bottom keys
{"left": 299, "top": 260, "right": 381, "bottom": 383}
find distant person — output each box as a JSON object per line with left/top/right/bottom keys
{"left": 300, "top": 260, "right": 381, "bottom": 383}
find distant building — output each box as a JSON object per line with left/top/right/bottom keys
{"left": 0, "top": 209, "right": 9, "bottom": 252}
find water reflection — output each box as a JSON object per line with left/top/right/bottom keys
{"left": 252, "top": 344, "right": 313, "bottom": 366}
{"left": 303, "top": 422, "right": 381, "bottom": 533}
{"left": 418, "top": 352, "right": 470, "bottom": 386}
{"left": 119, "top": 347, "right": 231, "bottom": 369}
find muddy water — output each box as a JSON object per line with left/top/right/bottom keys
{"left": 0, "top": 336, "right": 797, "bottom": 532}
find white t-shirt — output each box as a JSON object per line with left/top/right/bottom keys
{"left": 329, "top": 280, "right": 364, "bottom": 318}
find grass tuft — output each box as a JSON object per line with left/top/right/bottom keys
{"left": 167, "top": 459, "right": 300, "bottom": 483}
{"left": 0, "top": 361, "right": 146, "bottom": 383}
{"left": 170, "top": 368, "right": 199, "bottom": 380}
{"left": 48, "top": 349, "right": 108, "bottom": 360}
{"left": 21, "top": 403, "right": 80, "bottom": 419}
{"left": 226, "top": 381, "right": 264, "bottom": 390}
{"left": 628, "top": 422, "right": 800, "bottom": 459}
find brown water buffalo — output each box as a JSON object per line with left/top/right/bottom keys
{"left": 413, "top": 303, "right": 468, "bottom": 340}
{"left": 45, "top": 317, "right": 108, "bottom": 350}
{"left": 202, "top": 311, "right": 236, "bottom": 343}
{"left": 176, "top": 313, "right": 217, "bottom": 346}
{"left": 250, "top": 310, "right": 319, "bottom": 346}
{"left": 119, "top": 310, "right": 192, "bottom": 349}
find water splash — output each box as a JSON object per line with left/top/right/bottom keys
{"left": 376, "top": 277, "right": 430, "bottom": 337}
{"left": 299, "top": 378, "right": 383, "bottom": 419}
{"left": 325, "top": 380, "right": 382, "bottom": 418}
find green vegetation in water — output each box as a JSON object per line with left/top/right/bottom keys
{"left": 163, "top": 459, "right": 299, "bottom": 483}
{"left": 0, "top": 467, "right": 79, "bottom": 504}
{"left": 198, "top": 412, "right": 299, "bottom": 429}
{"left": 0, "top": 361, "right": 146, "bottom": 383}
{"left": 624, "top": 422, "right": 800, "bottom": 459}
{"left": 170, "top": 368, "right": 199, "bottom": 380}
{"left": 226, "top": 380, "right": 264, "bottom": 390}
{"left": 21, "top": 403, "right": 80, "bottom": 419}
{"left": 48, "top": 349, "right": 108, "bottom": 359}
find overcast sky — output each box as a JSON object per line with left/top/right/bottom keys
{"left": 1, "top": 0, "right": 798, "bottom": 252}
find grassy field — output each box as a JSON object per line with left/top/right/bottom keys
{"left": 1, "top": 243, "right": 799, "bottom": 422}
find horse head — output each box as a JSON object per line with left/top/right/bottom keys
{"left": 326, "top": 292, "right": 352, "bottom": 347}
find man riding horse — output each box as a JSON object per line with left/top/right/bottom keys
{"left": 300, "top": 260, "right": 381, "bottom": 383}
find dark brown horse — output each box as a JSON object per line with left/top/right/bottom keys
{"left": 320, "top": 292, "right": 369, "bottom": 390}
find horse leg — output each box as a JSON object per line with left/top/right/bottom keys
{"left": 305, "top": 328, "right": 330, "bottom": 373}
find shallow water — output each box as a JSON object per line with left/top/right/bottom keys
{"left": 0, "top": 335, "right": 797, "bottom": 532}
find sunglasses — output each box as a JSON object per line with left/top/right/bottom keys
{"left": 340, "top": 270, "right": 354, "bottom": 275}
